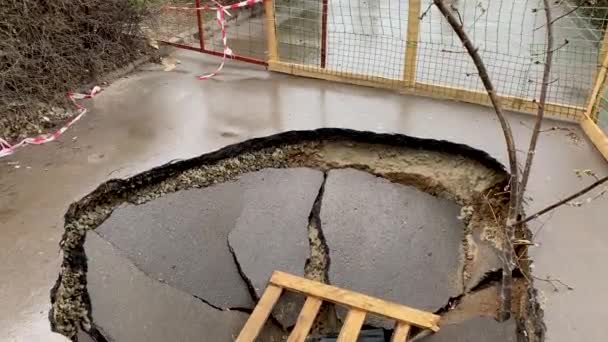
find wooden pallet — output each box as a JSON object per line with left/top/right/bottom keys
{"left": 235, "top": 271, "right": 440, "bottom": 342}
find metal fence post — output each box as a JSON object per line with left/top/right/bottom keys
{"left": 404, "top": 0, "right": 421, "bottom": 88}
{"left": 195, "top": 0, "right": 206, "bottom": 51}
{"left": 321, "top": 0, "right": 329, "bottom": 68}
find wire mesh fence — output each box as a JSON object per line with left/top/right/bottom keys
{"left": 264, "top": 0, "right": 608, "bottom": 121}
{"left": 154, "top": 0, "right": 608, "bottom": 144}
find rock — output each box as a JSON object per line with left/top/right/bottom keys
{"left": 417, "top": 317, "right": 516, "bottom": 341}
{"left": 464, "top": 227, "right": 503, "bottom": 290}
{"left": 95, "top": 183, "right": 252, "bottom": 309}
{"left": 229, "top": 168, "right": 325, "bottom": 328}
{"left": 321, "top": 169, "right": 465, "bottom": 328}
{"left": 84, "top": 232, "right": 250, "bottom": 342}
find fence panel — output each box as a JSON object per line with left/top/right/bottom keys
{"left": 269, "top": 0, "right": 411, "bottom": 89}
{"left": 267, "top": 0, "right": 608, "bottom": 121}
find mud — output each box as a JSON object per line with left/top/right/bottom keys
{"left": 49, "top": 128, "right": 541, "bottom": 341}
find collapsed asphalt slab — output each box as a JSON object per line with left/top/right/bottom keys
{"left": 321, "top": 169, "right": 465, "bottom": 328}
{"left": 95, "top": 183, "right": 251, "bottom": 309}
{"left": 228, "top": 168, "right": 325, "bottom": 328}
{"left": 83, "top": 232, "right": 257, "bottom": 342}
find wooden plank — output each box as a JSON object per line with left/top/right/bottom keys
{"left": 404, "top": 0, "right": 421, "bottom": 87}
{"left": 268, "top": 61, "right": 585, "bottom": 121}
{"left": 286, "top": 296, "right": 324, "bottom": 342}
{"left": 585, "top": 39, "right": 608, "bottom": 120}
{"left": 268, "top": 61, "right": 403, "bottom": 90}
{"left": 593, "top": 28, "right": 608, "bottom": 84}
{"left": 391, "top": 322, "right": 412, "bottom": 342}
{"left": 269, "top": 271, "right": 440, "bottom": 331}
{"left": 411, "top": 82, "right": 585, "bottom": 121}
{"left": 581, "top": 115, "right": 608, "bottom": 161}
{"left": 336, "top": 309, "right": 367, "bottom": 342}
{"left": 235, "top": 284, "right": 283, "bottom": 342}
{"left": 264, "top": 0, "right": 278, "bottom": 62}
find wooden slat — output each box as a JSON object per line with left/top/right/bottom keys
{"left": 264, "top": 0, "right": 278, "bottom": 62}
{"left": 581, "top": 115, "right": 608, "bottom": 161}
{"left": 585, "top": 32, "right": 608, "bottom": 122}
{"left": 286, "top": 296, "right": 324, "bottom": 342}
{"left": 269, "top": 271, "right": 440, "bottom": 331}
{"left": 235, "top": 284, "right": 283, "bottom": 342}
{"left": 404, "top": 0, "right": 421, "bottom": 87}
{"left": 269, "top": 61, "right": 403, "bottom": 90}
{"left": 336, "top": 309, "right": 367, "bottom": 342}
{"left": 391, "top": 322, "right": 412, "bottom": 342}
{"left": 585, "top": 59, "right": 608, "bottom": 117}
{"left": 411, "top": 82, "right": 585, "bottom": 120}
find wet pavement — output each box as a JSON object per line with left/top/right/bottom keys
{"left": 0, "top": 50, "right": 607, "bottom": 341}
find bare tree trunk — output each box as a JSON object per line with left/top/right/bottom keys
{"left": 432, "top": 0, "right": 520, "bottom": 320}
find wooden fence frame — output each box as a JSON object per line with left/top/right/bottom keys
{"left": 263, "top": 0, "right": 608, "bottom": 161}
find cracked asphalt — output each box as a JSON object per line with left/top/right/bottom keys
{"left": 80, "top": 165, "right": 511, "bottom": 341}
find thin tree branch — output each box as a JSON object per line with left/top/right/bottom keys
{"left": 518, "top": 0, "right": 554, "bottom": 211}
{"left": 432, "top": 0, "right": 520, "bottom": 321}
{"left": 532, "top": 275, "right": 574, "bottom": 291}
{"left": 528, "top": 78, "right": 559, "bottom": 85}
{"left": 420, "top": 2, "right": 433, "bottom": 20}
{"left": 530, "top": 39, "right": 568, "bottom": 56}
{"left": 513, "top": 176, "right": 608, "bottom": 226}
{"left": 534, "top": 5, "right": 582, "bottom": 31}
{"left": 452, "top": 6, "right": 464, "bottom": 27}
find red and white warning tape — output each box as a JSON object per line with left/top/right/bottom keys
{"left": 0, "top": 86, "right": 101, "bottom": 159}
{"left": 164, "top": 0, "right": 263, "bottom": 80}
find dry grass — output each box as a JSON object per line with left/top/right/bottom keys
{"left": 0, "top": 0, "right": 151, "bottom": 141}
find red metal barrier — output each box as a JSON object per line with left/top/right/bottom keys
{"left": 195, "top": 0, "right": 206, "bottom": 51}
{"left": 161, "top": 0, "right": 268, "bottom": 67}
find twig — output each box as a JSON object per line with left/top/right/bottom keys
{"left": 528, "top": 78, "right": 559, "bottom": 85}
{"left": 432, "top": 0, "right": 520, "bottom": 321}
{"left": 575, "top": 168, "right": 600, "bottom": 181}
{"left": 531, "top": 39, "right": 568, "bottom": 56}
{"left": 531, "top": 211, "right": 554, "bottom": 241}
{"left": 441, "top": 48, "right": 468, "bottom": 54}
{"left": 420, "top": 2, "right": 434, "bottom": 20}
{"left": 453, "top": 7, "right": 464, "bottom": 27}
{"left": 533, "top": 275, "right": 574, "bottom": 291}
{"left": 467, "top": 4, "right": 488, "bottom": 29}
{"left": 519, "top": 121, "right": 575, "bottom": 133}
{"left": 513, "top": 176, "right": 608, "bottom": 226}
{"left": 534, "top": 4, "right": 582, "bottom": 31}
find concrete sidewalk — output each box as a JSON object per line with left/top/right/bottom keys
{"left": 0, "top": 50, "right": 606, "bottom": 341}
